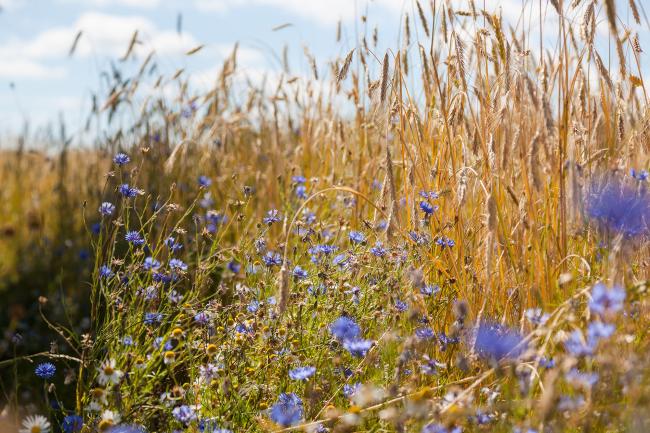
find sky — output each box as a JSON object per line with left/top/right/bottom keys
{"left": 0, "top": 0, "right": 648, "bottom": 140}
{"left": 0, "top": 0, "right": 409, "bottom": 137}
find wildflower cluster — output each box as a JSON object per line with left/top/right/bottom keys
{"left": 3, "top": 2, "right": 650, "bottom": 432}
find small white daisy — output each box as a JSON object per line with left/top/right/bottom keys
{"left": 96, "top": 359, "right": 123, "bottom": 385}
{"left": 19, "top": 415, "right": 51, "bottom": 433}
{"left": 98, "top": 410, "right": 121, "bottom": 431}
{"left": 89, "top": 387, "right": 108, "bottom": 405}
{"left": 163, "top": 351, "right": 176, "bottom": 365}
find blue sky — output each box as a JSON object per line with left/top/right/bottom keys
{"left": 0, "top": 0, "right": 648, "bottom": 138}
{"left": 0, "top": 0, "right": 408, "bottom": 136}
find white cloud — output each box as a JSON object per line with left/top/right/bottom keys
{"left": 58, "top": 0, "right": 161, "bottom": 8}
{"left": 196, "top": 0, "right": 406, "bottom": 25}
{"left": 63, "top": 12, "right": 196, "bottom": 58}
{"left": 0, "top": 12, "right": 197, "bottom": 79}
{"left": 0, "top": 59, "right": 66, "bottom": 79}
{"left": 0, "top": 0, "right": 26, "bottom": 10}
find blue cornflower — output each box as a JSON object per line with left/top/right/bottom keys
{"left": 198, "top": 419, "right": 232, "bottom": 433}
{"left": 62, "top": 414, "right": 83, "bottom": 433}
{"left": 292, "top": 265, "right": 308, "bottom": 279}
{"left": 415, "top": 327, "right": 435, "bottom": 340}
{"left": 254, "top": 238, "right": 267, "bottom": 254}
{"left": 345, "top": 286, "right": 361, "bottom": 304}
{"left": 349, "top": 231, "right": 365, "bottom": 244}
{"left": 419, "top": 200, "right": 438, "bottom": 215}
{"left": 125, "top": 231, "right": 144, "bottom": 246}
{"left": 144, "top": 312, "right": 163, "bottom": 326}
{"left": 206, "top": 211, "right": 227, "bottom": 233}
{"left": 247, "top": 300, "right": 260, "bottom": 313}
{"left": 587, "top": 321, "right": 615, "bottom": 347}
{"left": 153, "top": 337, "right": 163, "bottom": 350}
{"left": 420, "top": 356, "right": 441, "bottom": 375}
{"left": 564, "top": 329, "right": 593, "bottom": 357}
{"left": 343, "top": 339, "right": 373, "bottom": 357}
{"left": 292, "top": 175, "right": 306, "bottom": 184}
{"left": 589, "top": 282, "right": 625, "bottom": 317}
{"left": 35, "top": 362, "right": 56, "bottom": 379}
{"left": 122, "top": 335, "right": 134, "bottom": 346}
{"left": 295, "top": 185, "right": 307, "bottom": 199}
{"left": 308, "top": 284, "right": 327, "bottom": 296}
{"left": 118, "top": 183, "right": 138, "bottom": 198}
{"left": 329, "top": 316, "right": 361, "bottom": 342}
{"left": 343, "top": 382, "right": 361, "bottom": 397}
{"left": 421, "top": 284, "right": 440, "bottom": 296}
{"left": 153, "top": 272, "right": 172, "bottom": 284}
{"left": 419, "top": 190, "right": 439, "bottom": 200}
{"left": 308, "top": 244, "right": 337, "bottom": 257}
{"left": 557, "top": 395, "right": 586, "bottom": 411}
{"left": 198, "top": 175, "right": 212, "bottom": 187}
{"left": 206, "top": 210, "right": 226, "bottom": 225}
{"left": 585, "top": 176, "right": 650, "bottom": 237}
{"left": 172, "top": 405, "right": 197, "bottom": 425}
{"left": 99, "top": 264, "right": 114, "bottom": 278}
{"left": 269, "top": 393, "right": 303, "bottom": 427}
{"left": 474, "top": 410, "right": 493, "bottom": 425}
{"left": 113, "top": 152, "right": 130, "bottom": 166}
{"left": 288, "top": 366, "right": 316, "bottom": 380}
{"left": 296, "top": 227, "right": 311, "bottom": 238}
{"left": 169, "top": 258, "right": 188, "bottom": 272}
{"left": 308, "top": 247, "right": 326, "bottom": 264}
{"left": 164, "top": 236, "right": 183, "bottom": 252}
{"left": 409, "top": 230, "right": 430, "bottom": 245}
{"left": 303, "top": 211, "right": 316, "bottom": 225}
{"left": 565, "top": 368, "right": 599, "bottom": 388}
{"left": 194, "top": 311, "right": 210, "bottom": 325}
{"left": 169, "top": 290, "right": 183, "bottom": 304}
{"left": 200, "top": 193, "right": 215, "bottom": 209}
{"left": 525, "top": 308, "right": 549, "bottom": 326}
{"left": 263, "top": 209, "right": 282, "bottom": 225}
{"left": 99, "top": 202, "right": 116, "bottom": 216}
{"left": 235, "top": 322, "right": 253, "bottom": 335}
{"left": 474, "top": 321, "right": 526, "bottom": 361}
{"left": 320, "top": 244, "right": 338, "bottom": 254}
{"left": 143, "top": 257, "right": 160, "bottom": 270}
{"left": 139, "top": 285, "right": 158, "bottom": 301}
{"left": 228, "top": 261, "right": 241, "bottom": 274}
{"left": 263, "top": 251, "right": 283, "bottom": 267}
{"left": 436, "top": 236, "right": 455, "bottom": 248}
{"left": 539, "top": 357, "right": 555, "bottom": 369}
{"left": 631, "top": 168, "right": 649, "bottom": 181}
{"left": 394, "top": 299, "right": 408, "bottom": 312}
{"left": 332, "top": 254, "right": 348, "bottom": 267}
{"left": 422, "top": 423, "right": 459, "bottom": 433}
{"left": 370, "top": 241, "right": 387, "bottom": 257}
{"left": 438, "top": 332, "right": 459, "bottom": 351}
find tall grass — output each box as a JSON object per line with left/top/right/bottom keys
{"left": 1, "top": 1, "right": 650, "bottom": 432}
